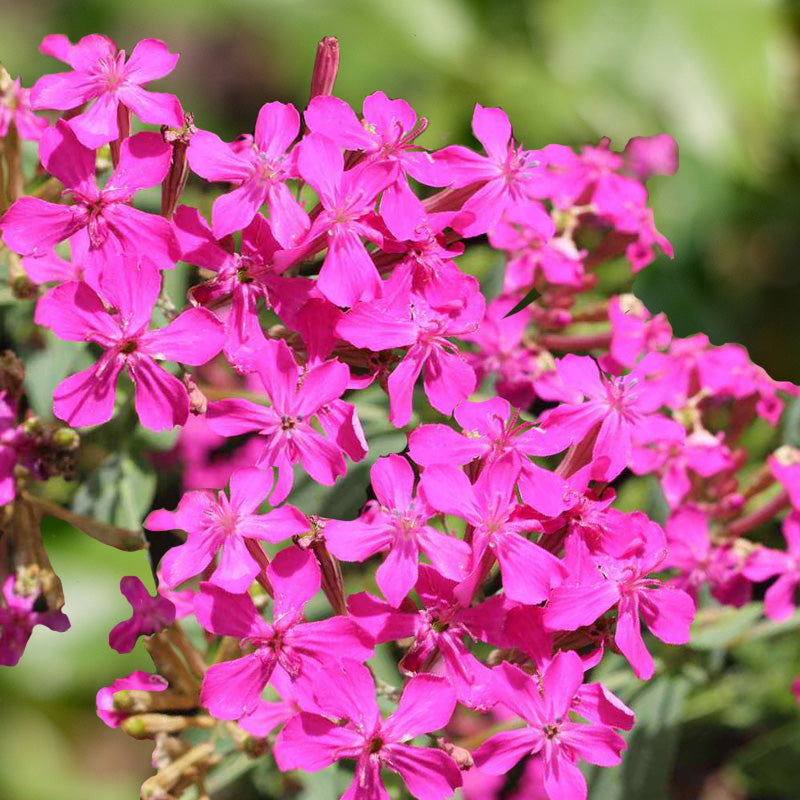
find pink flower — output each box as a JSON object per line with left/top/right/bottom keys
{"left": 623, "top": 133, "right": 679, "bottom": 181}
{"left": 0, "top": 77, "right": 49, "bottom": 140}
{"left": 474, "top": 651, "right": 629, "bottom": 800}
{"left": 544, "top": 522, "right": 695, "bottom": 679}
{"left": 96, "top": 670, "right": 167, "bottom": 728}
{"left": 274, "top": 659, "right": 462, "bottom": 800}
{"left": 145, "top": 467, "right": 308, "bottom": 593}
{"left": 186, "top": 102, "right": 309, "bottom": 243}
{"left": 336, "top": 275, "right": 483, "bottom": 427}
{"left": 34, "top": 257, "right": 225, "bottom": 431}
{"left": 0, "top": 121, "right": 177, "bottom": 279}
{"left": 0, "top": 575, "right": 70, "bottom": 666}
{"left": 325, "top": 454, "right": 471, "bottom": 606}
{"left": 195, "top": 547, "right": 373, "bottom": 720}
{"left": 31, "top": 34, "right": 183, "bottom": 147}
{"left": 108, "top": 576, "right": 175, "bottom": 653}
{"left": 296, "top": 132, "right": 394, "bottom": 306}
{"left": 206, "top": 338, "right": 365, "bottom": 503}
{"left": 420, "top": 455, "right": 567, "bottom": 605}
{"left": 349, "top": 565, "right": 511, "bottom": 710}
{"left": 539, "top": 354, "right": 685, "bottom": 481}
{"left": 409, "top": 397, "right": 569, "bottom": 516}
{"left": 430, "top": 104, "right": 547, "bottom": 236}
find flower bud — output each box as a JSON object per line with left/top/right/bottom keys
{"left": 308, "top": 37, "right": 339, "bottom": 102}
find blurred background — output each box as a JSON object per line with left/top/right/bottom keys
{"left": 2, "top": 0, "right": 800, "bottom": 798}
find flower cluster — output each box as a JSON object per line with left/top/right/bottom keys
{"left": 1, "top": 32, "right": 798, "bottom": 800}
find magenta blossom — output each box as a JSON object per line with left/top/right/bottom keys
{"left": 206, "top": 338, "right": 365, "bottom": 503}
{"left": 474, "top": 651, "right": 629, "bottom": 800}
{"left": 0, "top": 575, "right": 70, "bottom": 666}
{"left": 337, "top": 274, "right": 483, "bottom": 427}
{"left": 544, "top": 521, "right": 695, "bottom": 679}
{"left": 274, "top": 659, "right": 462, "bottom": 800}
{"left": 31, "top": 34, "right": 183, "bottom": 147}
{"left": 145, "top": 467, "right": 308, "bottom": 593}
{"left": 35, "top": 257, "right": 225, "bottom": 431}
{"left": 0, "top": 121, "right": 177, "bottom": 280}
{"left": 195, "top": 547, "right": 373, "bottom": 720}
{"left": 186, "top": 101, "right": 309, "bottom": 243}
{"left": 324, "top": 454, "right": 471, "bottom": 606}
{"left": 108, "top": 576, "right": 175, "bottom": 653}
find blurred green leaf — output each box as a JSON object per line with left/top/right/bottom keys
{"left": 24, "top": 336, "right": 93, "bottom": 418}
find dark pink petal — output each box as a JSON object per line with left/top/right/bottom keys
{"left": 542, "top": 754, "right": 588, "bottom": 800}
{"left": 318, "top": 228, "right": 382, "bottom": 307}
{"left": 543, "top": 581, "right": 620, "bottom": 632}
{"left": 297, "top": 132, "right": 343, "bottom": 207}
{"left": 294, "top": 425, "right": 347, "bottom": 486}
{"left": 416, "top": 528, "right": 471, "bottom": 581}
{"left": 347, "top": 591, "right": 418, "bottom": 643}
{"left": 53, "top": 356, "right": 123, "bottom": 427}
{"left": 471, "top": 104, "right": 512, "bottom": 162}
{"left": 764, "top": 575, "right": 800, "bottom": 622}
{"left": 311, "top": 658, "right": 381, "bottom": 732}
{"left": 139, "top": 307, "right": 225, "bottom": 365}
{"left": 408, "top": 424, "right": 485, "bottom": 467}
{"left": 172, "top": 205, "right": 231, "bottom": 270}
{"left": 254, "top": 101, "right": 300, "bottom": 160}
{"left": 274, "top": 713, "right": 363, "bottom": 771}
{"left": 419, "top": 463, "right": 481, "bottom": 525}
{"left": 35, "top": 281, "right": 119, "bottom": 343}
{"left": 268, "top": 546, "right": 321, "bottom": 619}
{"left": 574, "top": 683, "right": 635, "bottom": 730}
{"left": 383, "top": 675, "right": 456, "bottom": 741}
{"left": 66, "top": 33, "right": 116, "bottom": 71}
{"left": 39, "top": 120, "right": 97, "bottom": 196}
{"left": 103, "top": 203, "right": 178, "bottom": 268}
{"left": 423, "top": 347, "right": 476, "bottom": 416}
{"left": 267, "top": 181, "right": 310, "bottom": 248}
{"left": 305, "top": 96, "right": 373, "bottom": 151}
{"left": 228, "top": 467, "right": 274, "bottom": 514}
{"left": 30, "top": 71, "right": 96, "bottom": 111}
{"left": 127, "top": 356, "right": 188, "bottom": 431}
{"left": 382, "top": 744, "right": 462, "bottom": 800}
{"left": 256, "top": 337, "right": 298, "bottom": 412}
{"left": 123, "top": 38, "right": 179, "bottom": 83}
{"left": 211, "top": 177, "right": 267, "bottom": 239}
{"left": 193, "top": 582, "right": 269, "bottom": 639}
{"left": 157, "top": 533, "right": 220, "bottom": 588}
{"left": 325, "top": 519, "right": 394, "bottom": 562}
{"left": 98, "top": 256, "right": 160, "bottom": 334}
{"left": 201, "top": 653, "right": 273, "bottom": 720}
{"left": 388, "top": 346, "right": 427, "bottom": 428}
{"left": 495, "top": 532, "right": 566, "bottom": 605}
{"left": 474, "top": 729, "right": 540, "bottom": 774}
{"left": 336, "top": 304, "right": 416, "bottom": 350}
{"left": 69, "top": 92, "right": 120, "bottom": 148}
{"left": 316, "top": 399, "right": 369, "bottom": 463}
{"left": 289, "top": 617, "right": 375, "bottom": 667}
{"left": 238, "top": 505, "right": 309, "bottom": 543}
{"left": 105, "top": 132, "right": 173, "bottom": 194}
{"left": 213, "top": 536, "right": 261, "bottom": 594}
{"left": 294, "top": 358, "right": 350, "bottom": 418}
{"left": 118, "top": 85, "right": 183, "bottom": 129}
{"left": 1, "top": 197, "right": 86, "bottom": 256}
{"left": 187, "top": 130, "right": 253, "bottom": 183}
{"left": 541, "top": 650, "right": 584, "bottom": 719}
{"left": 376, "top": 535, "right": 419, "bottom": 607}
{"left": 371, "top": 454, "right": 414, "bottom": 510}
{"left": 615, "top": 595, "right": 653, "bottom": 679}
{"left": 563, "top": 725, "right": 625, "bottom": 767}
{"left": 639, "top": 586, "right": 694, "bottom": 645}
{"left": 206, "top": 399, "right": 276, "bottom": 435}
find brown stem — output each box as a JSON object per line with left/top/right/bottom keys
{"left": 538, "top": 331, "right": 612, "bottom": 353}
{"left": 719, "top": 490, "right": 790, "bottom": 541}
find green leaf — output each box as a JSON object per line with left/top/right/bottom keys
{"left": 502, "top": 285, "right": 541, "bottom": 317}
{"left": 71, "top": 452, "right": 156, "bottom": 532}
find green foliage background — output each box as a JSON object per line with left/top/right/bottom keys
{"left": 2, "top": 0, "right": 800, "bottom": 798}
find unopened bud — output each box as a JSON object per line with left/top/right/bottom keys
{"left": 11, "top": 274, "right": 35, "bottom": 300}
{"left": 0, "top": 351, "right": 24, "bottom": 398}
{"left": 161, "top": 113, "right": 197, "bottom": 220}
{"left": 52, "top": 426, "right": 80, "bottom": 451}
{"left": 183, "top": 373, "right": 207, "bottom": 415}
{"left": 309, "top": 37, "right": 339, "bottom": 103}
{"left": 438, "top": 739, "right": 474, "bottom": 770}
